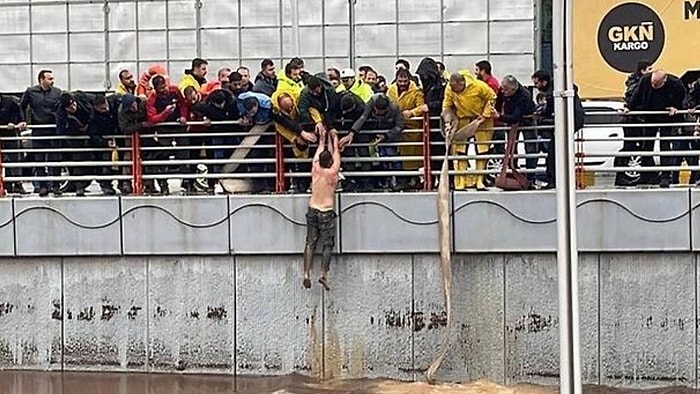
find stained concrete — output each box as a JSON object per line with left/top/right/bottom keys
{"left": 62, "top": 257, "right": 147, "bottom": 371}
{"left": 323, "top": 255, "right": 413, "bottom": 381}
{"left": 0, "top": 258, "right": 62, "bottom": 370}
{"left": 600, "top": 253, "right": 695, "bottom": 388}
{"left": 413, "top": 254, "right": 505, "bottom": 383}
{"left": 147, "top": 256, "right": 234, "bottom": 373}
{"left": 0, "top": 252, "right": 699, "bottom": 390}
{"left": 235, "top": 255, "right": 322, "bottom": 378}
{"left": 504, "top": 254, "right": 600, "bottom": 386}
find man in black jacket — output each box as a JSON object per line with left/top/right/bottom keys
{"left": 625, "top": 70, "right": 687, "bottom": 187}
{"left": 88, "top": 95, "right": 120, "bottom": 195}
{"left": 192, "top": 89, "right": 239, "bottom": 192}
{"left": 252, "top": 59, "right": 278, "bottom": 96}
{"left": 20, "top": 70, "right": 63, "bottom": 196}
{"left": 496, "top": 75, "right": 537, "bottom": 181}
{"left": 416, "top": 57, "right": 446, "bottom": 186}
{"left": 0, "top": 94, "right": 27, "bottom": 194}
{"left": 349, "top": 93, "right": 405, "bottom": 190}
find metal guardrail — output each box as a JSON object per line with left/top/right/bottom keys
{"left": 1, "top": 109, "right": 700, "bottom": 196}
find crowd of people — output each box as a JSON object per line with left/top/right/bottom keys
{"left": 9, "top": 53, "right": 699, "bottom": 196}
{"left": 0, "top": 55, "right": 562, "bottom": 196}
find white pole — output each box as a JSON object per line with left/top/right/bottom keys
{"left": 291, "top": 0, "right": 301, "bottom": 55}
{"left": 552, "top": 0, "right": 581, "bottom": 393}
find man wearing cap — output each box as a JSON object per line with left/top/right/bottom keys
{"left": 335, "top": 68, "right": 373, "bottom": 103}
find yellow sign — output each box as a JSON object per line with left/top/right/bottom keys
{"left": 574, "top": 0, "right": 700, "bottom": 99}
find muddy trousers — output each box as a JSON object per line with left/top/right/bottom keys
{"left": 303, "top": 208, "right": 336, "bottom": 274}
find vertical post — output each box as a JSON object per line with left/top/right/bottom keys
{"left": 348, "top": 0, "right": 356, "bottom": 69}
{"left": 552, "top": 0, "right": 581, "bottom": 392}
{"left": 422, "top": 113, "right": 433, "bottom": 191}
{"left": 291, "top": 0, "right": 301, "bottom": 55}
{"left": 274, "top": 132, "right": 286, "bottom": 193}
{"left": 0, "top": 137, "right": 5, "bottom": 197}
{"left": 131, "top": 133, "right": 143, "bottom": 195}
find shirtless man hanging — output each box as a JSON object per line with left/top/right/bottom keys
{"left": 303, "top": 127, "right": 340, "bottom": 291}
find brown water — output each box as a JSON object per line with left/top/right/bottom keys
{"left": 0, "top": 372, "right": 694, "bottom": 394}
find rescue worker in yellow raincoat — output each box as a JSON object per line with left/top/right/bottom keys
{"left": 441, "top": 70, "right": 497, "bottom": 191}
{"left": 271, "top": 88, "right": 322, "bottom": 191}
{"left": 387, "top": 68, "right": 425, "bottom": 186}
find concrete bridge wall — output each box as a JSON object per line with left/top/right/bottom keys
{"left": 0, "top": 190, "right": 699, "bottom": 388}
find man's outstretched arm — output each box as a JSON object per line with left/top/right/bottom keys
{"left": 313, "top": 128, "right": 326, "bottom": 164}
{"left": 331, "top": 131, "right": 341, "bottom": 173}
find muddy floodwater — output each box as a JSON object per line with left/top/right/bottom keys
{"left": 0, "top": 372, "right": 695, "bottom": 394}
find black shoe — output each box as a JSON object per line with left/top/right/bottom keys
{"left": 659, "top": 178, "right": 671, "bottom": 188}
{"left": 38, "top": 187, "right": 49, "bottom": 197}
{"left": 102, "top": 187, "right": 116, "bottom": 196}
{"left": 76, "top": 188, "right": 85, "bottom": 197}
{"left": 120, "top": 183, "right": 132, "bottom": 195}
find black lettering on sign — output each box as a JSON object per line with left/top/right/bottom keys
{"left": 686, "top": 1, "right": 700, "bottom": 19}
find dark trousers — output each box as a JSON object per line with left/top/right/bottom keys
{"left": 33, "top": 136, "right": 61, "bottom": 191}
{"left": 1, "top": 131, "right": 22, "bottom": 189}
{"left": 303, "top": 208, "right": 336, "bottom": 273}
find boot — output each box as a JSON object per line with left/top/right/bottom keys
{"left": 475, "top": 159, "right": 487, "bottom": 191}
{"left": 453, "top": 158, "right": 474, "bottom": 190}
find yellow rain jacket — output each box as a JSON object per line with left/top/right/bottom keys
{"left": 388, "top": 81, "right": 425, "bottom": 169}
{"left": 275, "top": 71, "right": 304, "bottom": 98}
{"left": 335, "top": 79, "right": 373, "bottom": 103}
{"left": 178, "top": 73, "right": 203, "bottom": 95}
{"left": 442, "top": 69, "right": 496, "bottom": 154}
{"left": 270, "top": 89, "right": 321, "bottom": 159}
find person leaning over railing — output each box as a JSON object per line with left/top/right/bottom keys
{"left": 87, "top": 95, "right": 122, "bottom": 196}
{"left": 55, "top": 93, "right": 91, "bottom": 197}
{"left": 117, "top": 94, "right": 149, "bottom": 194}
{"left": 350, "top": 93, "right": 405, "bottom": 191}
{"left": 145, "top": 75, "right": 189, "bottom": 195}
{"left": 624, "top": 70, "right": 687, "bottom": 188}
{"left": 416, "top": 58, "right": 447, "bottom": 188}
{"left": 0, "top": 93, "right": 27, "bottom": 194}
{"left": 337, "top": 91, "right": 373, "bottom": 192}
{"left": 442, "top": 70, "right": 496, "bottom": 191}
{"left": 236, "top": 91, "right": 276, "bottom": 193}
{"left": 682, "top": 78, "right": 700, "bottom": 186}
{"left": 494, "top": 75, "right": 537, "bottom": 184}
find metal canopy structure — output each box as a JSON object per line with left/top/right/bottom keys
{"left": 0, "top": 0, "right": 537, "bottom": 92}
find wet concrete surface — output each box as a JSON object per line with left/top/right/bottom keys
{"left": 0, "top": 372, "right": 696, "bottom": 394}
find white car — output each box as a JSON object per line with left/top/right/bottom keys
{"left": 484, "top": 100, "right": 651, "bottom": 186}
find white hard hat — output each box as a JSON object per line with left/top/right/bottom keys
{"left": 340, "top": 68, "right": 356, "bottom": 79}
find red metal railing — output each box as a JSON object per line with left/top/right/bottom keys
{"left": 574, "top": 132, "right": 585, "bottom": 189}
{"left": 131, "top": 133, "right": 143, "bottom": 195}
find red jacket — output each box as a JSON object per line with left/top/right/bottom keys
{"left": 145, "top": 86, "right": 189, "bottom": 124}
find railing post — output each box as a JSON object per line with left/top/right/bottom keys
{"left": 274, "top": 131, "right": 285, "bottom": 193}
{"left": 422, "top": 113, "right": 433, "bottom": 191}
{"left": 0, "top": 137, "right": 5, "bottom": 197}
{"left": 131, "top": 132, "right": 143, "bottom": 195}
{"left": 574, "top": 133, "right": 584, "bottom": 189}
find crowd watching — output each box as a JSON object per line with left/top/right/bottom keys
{"left": 1, "top": 54, "right": 699, "bottom": 197}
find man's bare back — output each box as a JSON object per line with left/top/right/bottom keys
{"left": 303, "top": 129, "right": 341, "bottom": 291}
